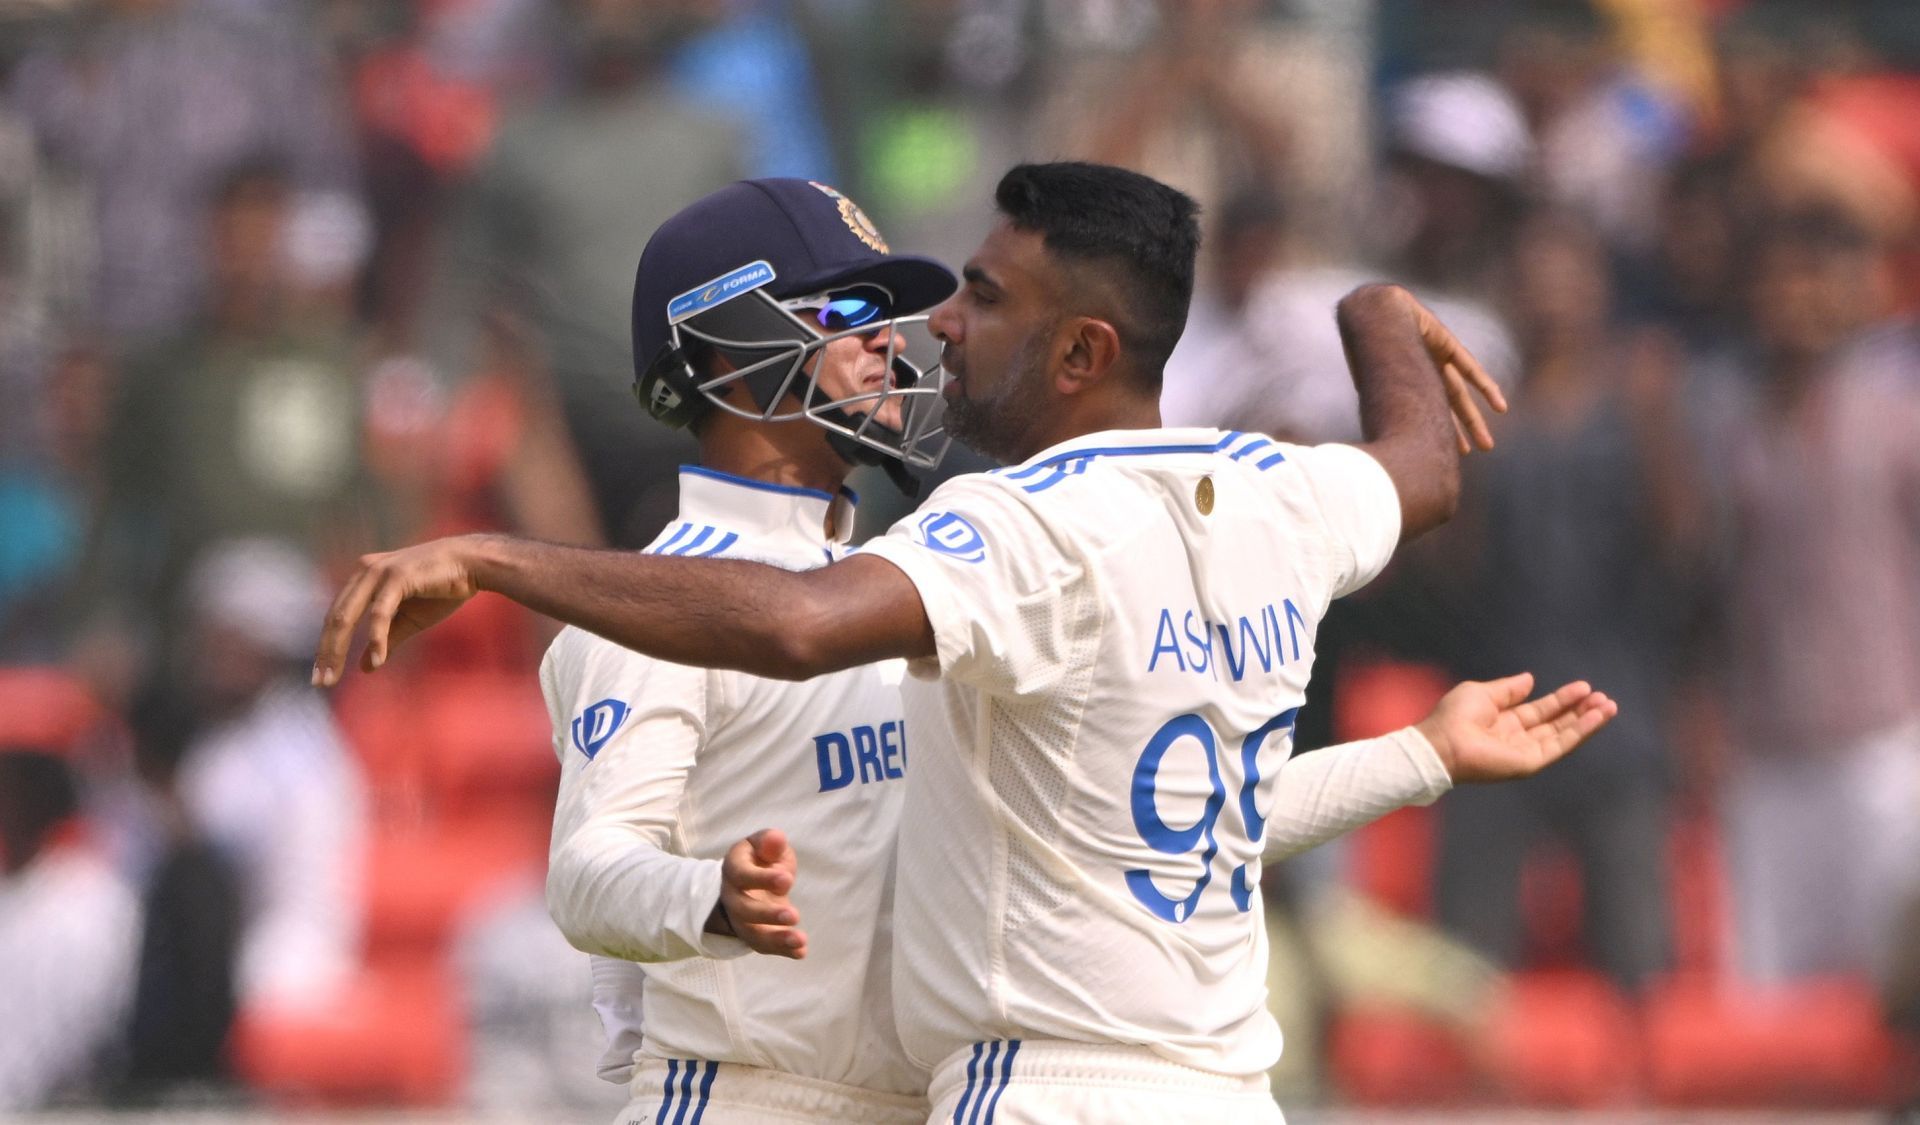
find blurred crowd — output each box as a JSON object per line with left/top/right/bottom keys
{"left": 2, "top": 0, "right": 1918, "bottom": 1114}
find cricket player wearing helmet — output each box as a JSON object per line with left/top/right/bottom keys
{"left": 542, "top": 178, "right": 953, "bottom": 1124}
{"left": 319, "top": 163, "right": 1615, "bottom": 1124}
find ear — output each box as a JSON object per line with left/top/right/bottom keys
{"left": 1053, "top": 316, "right": 1122, "bottom": 395}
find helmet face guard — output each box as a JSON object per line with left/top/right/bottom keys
{"left": 638, "top": 272, "right": 954, "bottom": 471}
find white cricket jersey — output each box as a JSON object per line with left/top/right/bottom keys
{"left": 858, "top": 427, "right": 1403, "bottom": 1078}
{"left": 542, "top": 466, "right": 921, "bottom": 1097}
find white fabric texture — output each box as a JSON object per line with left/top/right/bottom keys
{"left": 544, "top": 467, "right": 921, "bottom": 1097}
{"left": 0, "top": 842, "right": 141, "bottom": 1110}
{"left": 615, "top": 1057, "right": 927, "bottom": 1125}
{"left": 1262, "top": 726, "right": 1452, "bottom": 864}
{"left": 925, "top": 1041, "right": 1283, "bottom": 1125}
{"left": 858, "top": 428, "right": 1402, "bottom": 1079}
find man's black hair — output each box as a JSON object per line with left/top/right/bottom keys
{"left": 993, "top": 162, "right": 1200, "bottom": 388}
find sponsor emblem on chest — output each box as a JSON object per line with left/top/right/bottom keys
{"left": 814, "top": 720, "right": 908, "bottom": 792}
{"left": 571, "top": 699, "right": 631, "bottom": 760}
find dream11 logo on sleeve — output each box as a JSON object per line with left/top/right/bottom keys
{"left": 571, "top": 699, "right": 630, "bottom": 760}
{"left": 915, "top": 511, "right": 987, "bottom": 563}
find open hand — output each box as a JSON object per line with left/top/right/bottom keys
{"left": 718, "top": 829, "right": 806, "bottom": 959}
{"left": 311, "top": 535, "right": 492, "bottom": 687}
{"left": 1415, "top": 672, "right": 1617, "bottom": 783}
{"left": 1401, "top": 289, "right": 1507, "bottom": 453}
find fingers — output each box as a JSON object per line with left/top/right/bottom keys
{"left": 1509, "top": 679, "right": 1591, "bottom": 730}
{"left": 1441, "top": 362, "right": 1497, "bottom": 452}
{"left": 722, "top": 830, "right": 806, "bottom": 959}
{"left": 1481, "top": 671, "right": 1536, "bottom": 710}
{"left": 313, "top": 560, "right": 382, "bottom": 687}
{"left": 726, "top": 855, "right": 794, "bottom": 897}
{"left": 723, "top": 886, "right": 798, "bottom": 928}
{"left": 361, "top": 576, "right": 407, "bottom": 673}
{"left": 1536, "top": 691, "right": 1618, "bottom": 759}
{"left": 1458, "top": 349, "right": 1507, "bottom": 414}
{"left": 738, "top": 922, "right": 808, "bottom": 959}
{"left": 749, "top": 828, "right": 793, "bottom": 870}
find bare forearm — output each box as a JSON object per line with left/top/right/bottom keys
{"left": 470, "top": 536, "right": 830, "bottom": 678}
{"left": 1336, "top": 284, "right": 1461, "bottom": 537}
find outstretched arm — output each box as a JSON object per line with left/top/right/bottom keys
{"left": 1336, "top": 284, "right": 1505, "bottom": 540}
{"left": 313, "top": 538, "right": 933, "bottom": 686}
{"left": 1261, "top": 674, "right": 1615, "bottom": 864}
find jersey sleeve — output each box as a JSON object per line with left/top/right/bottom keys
{"left": 856, "top": 473, "right": 1085, "bottom": 695}
{"left": 541, "top": 630, "right": 748, "bottom": 963}
{"left": 1260, "top": 727, "right": 1451, "bottom": 864}
{"left": 1286, "top": 442, "right": 1402, "bottom": 598}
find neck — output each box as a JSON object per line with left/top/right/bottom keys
{"left": 698, "top": 415, "right": 851, "bottom": 495}
{"left": 1013, "top": 387, "right": 1163, "bottom": 461}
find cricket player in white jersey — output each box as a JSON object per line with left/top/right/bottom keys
{"left": 317, "top": 162, "right": 1616, "bottom": 1123}
{"left": 543, "top": 178, "right": 959, "bottom": 1124}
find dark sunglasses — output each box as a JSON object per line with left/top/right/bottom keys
{"left": 785, "top": 285, "right": 895, "bottom": 332}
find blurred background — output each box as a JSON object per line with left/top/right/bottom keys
{"left": 1, "top": 0, "right": 1918, "bottom": 1120}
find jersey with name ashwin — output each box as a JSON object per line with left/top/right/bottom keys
{"left": 857, "top": 428, "right": 1401, "bottom": 1077}
{"left": 542, "top": 466, "right": 919, "bottom": 1097}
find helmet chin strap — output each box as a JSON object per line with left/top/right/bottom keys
{"left": 818, "top": 407, "right": 922, "bottom": 498}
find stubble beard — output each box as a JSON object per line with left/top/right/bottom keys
{"left": 944, "top": 332, "right": 1052, "bottom": 465}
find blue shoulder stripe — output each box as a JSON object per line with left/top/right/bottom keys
{"left": 1228, "top": 435, "right": 1274, "bottom": 461}
{"left": 1003, "top": 431, "right": 1285, "bottom": 491}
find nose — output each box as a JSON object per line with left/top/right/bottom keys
{"left": 862, "top": 322, "right": 899, "bottom": 353}
{"left": 928, "top": 295, "right": 961, "bottom": 345}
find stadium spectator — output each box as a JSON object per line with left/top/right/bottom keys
{"left": 454, "top": 877, "right": 616, "bottom": 1115}
{"left": 0, "top": 670, "right": 140, "bottom": 1110}
{"left": 425, "top": 0, "right": 743, "bottom": 545}
{"left": 1496, "top": 4, "right": 1690, "bottom": 254}
{"left": 7, "top": 0, "right": 364, "bottom": 344}
{"left": 1035, "top": 0, "right": 1368, "bottom": 261}
{"left": 170, "top": 538, "right": 366, "bottom": 1015}
{"left": 1432, "top": 208, "right": 1695, "bottom": 994}
{"left": 0, "top": 340, "right": 109, "bottom": 659}
{"left": 93, "top": 162, "right": 377, "bottom": 644}
{"left": 1703, "top": 206, "right": 1920, "bottom": 986}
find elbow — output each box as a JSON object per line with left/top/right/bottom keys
{"left": 757, "top": 590, "right": 841, "bottom": 681}
{"left": 1336, "top": 282, "right": 1407, "bottom": 321}
{"left": 543, "top": 844, "right": 599, "bottom": 954}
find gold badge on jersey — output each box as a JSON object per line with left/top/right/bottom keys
{"left": 810, "top": 181, "right": 889, "bottom": 252}
{"left": 1196, "top": 476, "right": 1215, "bottom": 515}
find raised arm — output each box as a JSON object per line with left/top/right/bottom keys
{"left": 1336, "top": 284, "right": 1503, "bottom": 539}
{"left": 311, "top": 538, "right": 934, "bottom": 686}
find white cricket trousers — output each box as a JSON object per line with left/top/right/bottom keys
{"left": 615, "top": 1057, "right": 928, "bottom": 1125}
{"left": 926, "top": 1040, "right": 1285, "bottom": 1125}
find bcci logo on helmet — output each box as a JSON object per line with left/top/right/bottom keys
{"left": 810, "top": 181, "right": 889, "bottom": 253}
